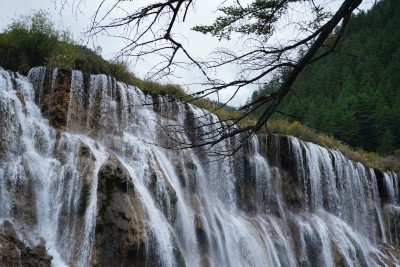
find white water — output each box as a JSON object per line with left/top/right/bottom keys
{"left": 0, "top": 67, "right": 399, "bottom": 266}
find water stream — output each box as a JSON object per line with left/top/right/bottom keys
{"left": 0, "top": 67, "right": 399, "bottom": 266}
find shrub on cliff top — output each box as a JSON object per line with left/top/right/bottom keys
{"left": 0, "top": 10, "right": 59, "bottom": 73}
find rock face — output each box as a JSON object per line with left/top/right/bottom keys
{"left": 266, "top": 135, "right": 305, "bottom": 211}
{"left": 93, "top": 153, "right": 147, "bottom": 267}
{"left": 34, "top": 68, "right": 72, "bottom": 130}
{"left": 0, "top": 221, "right": 52, "bottom": 267}
{"left": 383, "top": 205, "right": 400, "bottom": 245}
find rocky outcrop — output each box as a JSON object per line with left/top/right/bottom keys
{"left": 0, "top": 221, "right": 52, "bottom": 267}
{"left": 8, "top": 171, "right": 38, "bottom": 231}
{"left": 374, "top": 243, "right": 400, "bottom": 266}
{"left": 234, "top": 145, "right": 259, "bottom": 213}
{"left": 265, "top": 135, "right": 305, "bottom": 210}
{"left": 77, "top": 143, "right": 97, "bottom": 216}
{"left": 383, "top": 204, "right": 400, "bottom": 246}
{"left": 34, "top": 68, "right": 71, "bottom": 130}
{"left": 93, "top": 153, "right": 147, "bottom": 267}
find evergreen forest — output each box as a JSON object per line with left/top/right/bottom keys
{"left": 250, "top": 0, "right": 400, "bottom": 155}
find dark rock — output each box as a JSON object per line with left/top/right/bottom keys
{"left": 93, "top": 153, "right": 147, "bottom": 267}
{"left": 330, "top": 241, "right": 347, "bottom": 267}
{"left": 152, "top": 95, "right": 161, "bottom": 113}
{"left": 233, "top": 142, "right": 259, "bottom": 213}
{"left": 35, "top": 68, "right": 72, "bottom": 130}
{"left": 265, "top": 134, "right": 282, "bottom": 167}
{"left": 0, "top": 221, "right": 52, "bottom": 267}
{"left": 9, "top": 161, "right": 38, "bottom": 230}
{"left": 383, "top": 204, "right": 400, "bottom": 245}
{"left": 373, "top": 243, "right": 400, "bottom": 266}
{"left": 77, "top": 142, "right": 96, "bottom": 217}
{"left": 175, "top": 159, "right": 197, "bottom": 192}
{"left": 3, "top": 221, "right": 17, "bottom": 240}
{"left": 280, "top": 169, "right": 304, "bottom": 210}
{"left": 303, "top": 227, "right": 324, "bottom": 266}
{"left": 147, "top": 165, "right": 178, "bottom": 225}
{"left": 374, "top": 169, "right": 390, "bottom": 203}
{"left": 15, "top": 91, "right": 27, "bottom": 114}
{"left": 265, "top": 135, "right": 306, "bottom": 211}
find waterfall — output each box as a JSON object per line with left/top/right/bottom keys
{"left": 0, "top": 66, "right": 399, "bottom": 266}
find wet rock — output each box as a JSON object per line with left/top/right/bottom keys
{"left": 0, "top": 221, "right": 52, "bottom": 267}
{"left": 372, "top": 243, "right": 400, "bottom": 266}
{"left": 234, "top": 143, "right": 259, "bottom": 213}
{"left": 383, "top": 204, "right": 400, "bottom": 245}
{"left": 93, "top": 153, "right": 147, "bottom": 267}
{"left": 37, "top": 69, "right": 72, "bottom": 130}
{"left": 264, "top": 134, "right": 282, "bottom": 167}
{"left": 280, "top": 169, "right": 304, "bottom": 211}
{"left": 330, "top": 241, "right": 347, "bottom": 267}
{"left": 194, "top": 214, "right": 205, "bottom": 240}
{"left": 9, "top": 178, "right": 38, "bottom": 230}
{"left": 264, "top": 135, "right": 305, "bottom": 211}
{"left": 175, "top": 159, "right": 197, "bottom": 192}
{"left": 184, "top": 104, "right": 199, "bottom": 147}
{"left": 77, "top": 143, "right": 96, "bottom": 217}
{"left": 374, "top": 169, "right": 392, "bottom": 204}
{"left": 152, "top": 95, "right": 161, "bottom": 113}
{"left": 303, "top": 227, "right": 324, "bottom": 266}
{"left": 147, "top": 163, "right": 178, "bottom": 225}
{"left": 3, "top": 158, "right": 38, "bottom": 230}
{"left": 15, "top": 91, "right": 27, "bottom": 114}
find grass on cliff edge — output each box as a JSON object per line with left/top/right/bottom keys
{"left": 263, "top": 120, "right": 400, "bottom": 173}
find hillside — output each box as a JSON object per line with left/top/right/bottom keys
{"left": 251, "top": 0, "right": 400, "bottom": 155}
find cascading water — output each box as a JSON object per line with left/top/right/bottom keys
{"left": 0, "top": 66, "right": 399, "bottom": 266}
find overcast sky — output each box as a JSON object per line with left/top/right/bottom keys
{"left": 0, "top": 0, "right": 374, "bottom": 106}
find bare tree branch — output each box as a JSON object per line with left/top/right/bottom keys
{"left": 58, "top": 0, "right": 364, "bottom": 156}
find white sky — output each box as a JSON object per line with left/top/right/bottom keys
{"left": 0, "top": 0, "right": 374, "bottom": 106}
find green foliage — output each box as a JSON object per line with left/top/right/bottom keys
{"left": 189, "top": 98, "right": 241, "bottom": 121}
{"left": 250, "top": 0, "right": 400, "bottom": 155}
{"left": 377, "top": 129, "right": 395, "bottom": 155}
{"left": 107, "top": 60, "right": 186, "bottom": 97}
{"left": 0, "top": 10, "right": 59, "bottom": 73}
{"left": 46, "top": 42, "right": 77, "bottom": 69}
{"left": 192, "top": 0, "right": 329, "bottom": 40}
{"left": 193, "top": 0, "right": 284, "bottom": 40}
{"left": 108, "top": 60, "right": 135, "bottom": 84}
